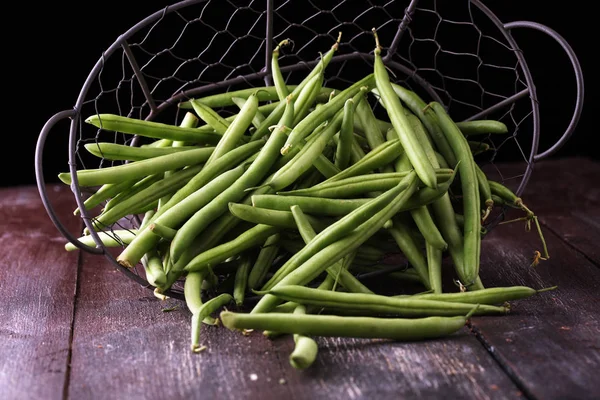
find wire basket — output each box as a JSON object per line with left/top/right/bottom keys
{"left": 35, "top": 0, "right": 584, "bottom": 299}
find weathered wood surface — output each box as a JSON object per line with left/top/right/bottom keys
{"left": 2, "top": 157, "right": 599, "bottom": 400}
{"left": 0, "top": 185, "right": 80, "bottom": 400}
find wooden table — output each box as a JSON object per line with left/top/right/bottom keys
{"left": 2, "top": 156, "right": 599, "bottom": 400}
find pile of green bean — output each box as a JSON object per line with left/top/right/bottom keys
{"left": 60, "top": 30, "right": 553, "bottom": 368}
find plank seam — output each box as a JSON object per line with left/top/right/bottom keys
{"left": 467, "top": 322, "right": 538, "bottom": 400}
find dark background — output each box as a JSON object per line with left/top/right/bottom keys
{"left": 5, "top": 1, "right": 594, "bottom": 188}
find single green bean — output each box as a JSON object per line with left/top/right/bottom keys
{"left": 386, "top": 217, "right": 431, "bottom": 289}
{"left": 335, "top": 98, "right": 356, "bottom": 170}
{"left": 221, "top": 308, "right": 476, "bottom": 340}
{"left": 247, "top": 233, "right": 281, "bottom": 290}
{"left": 372, "top": 30, "right": 437, "bottom": 189}
{"left": 456, "top": 120, "right": 509, "bottom": 135}
{"left": 234, "top": 255, "right": 253, "bottom": 306}
{"left": 190, "top": 100, "right": 230, "bottom": 135}
{"left": 288, "top": 304, "right": 319, "bottom": 369}
{"left": 232, "top": 96, "right": 266, "bottom": 129}
{"left": 407, "top": 285, "right": 558, "bottom": 304}
{"left": 148, "top": 222, "right": 177, "bottom": 241}
{"left": 65, "top": 229, "right": 138, "bottom": 251}
{"left": 203, "top": 92, "right": 258, "bottom": 166}
{"left": 58, "top": 146, "right": 215, "bottom": 187}
{"left": 191, "top": 293, "right": 234, "bottom": 352}
{"left": 272, "top": 39, "right": 291, "bottom": 101}
{"left": 84, "top": 142, "right": 203, "bottom": 162}
{"left": 142, "top": 247, "right": 167, "bottom": 289}
{"left": 430, "top": 101, "right": 481, "bottom": 286}
{"left": 85, "top": 113, "right": 221, "bottom": 144}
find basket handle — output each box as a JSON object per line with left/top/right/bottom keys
{"left": 35, "top": 109, "right": 104, "bottom": 255}
{"left": 504, "top": 21, "right": 584, "bottom": 161}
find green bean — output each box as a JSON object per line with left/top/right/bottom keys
{"left": 272, "top": 39, "right": 291, "bottom": 101}
{"left": 332, "top": 130, "right": 366, "bottom": 165}
{"left": 334, "top": 98, "right": 356, "bottom": 170}
{"left": 281, "top": 73, "right": 375, "bottom": 155}
{"left": 429, "top": 101, "right": 481, "bottom": 286}
{"left": 222, "top": 307, "right": 477, "bottom": 340}
{"left": 354, "top": 95, "right": 391, "bottom": 171}
{"left": 372, "top": 29, "right": 437, "bottom": 189}
{"left": 183, "top": 224, "right": 281, "bottom": 273}
{"left": 234, "top": 254, "right": 253, "bottom": 306}
{"left": 269, "top": 285, "right": 507, "bottom": 316}
{"left": 204, "top": 92, "right": 258, "bottom": 167}
{"left": 190, "top": 100, "right": 230, "bottom": 135}
{"left": 247, "top": 233, "right": 281, "bottom": 290}
{"left": 228, "top": 202, "right": 329, "bottom": 231}
{"left": 475, "top": 165, "right": 494, "bottom": 222}
{"left": 85, "top": 113, "right": 221, "bottom": 144}
{"left": 253, "top": 172, "right": 420, "bottom": 313}
{"left": 426, "top": 242, "right": 443, "bottom": 294}
{"left": 65, "top": 229, "right": 138, "bottom": 251}
{"left": 58, "top": 146, "right": 214, "bottom": 187}
{"left": 290, "top": 205, "right": 373, "bottom": 294}
{"left": 232, "top": 96, "right": 266, "bottom": 129}
{"left": 151, "top": 138, "right": 265, "bottom": 223}
{"left": 169, "top": 125, "right": 288, "bottom": 263}
{"left": 288, "top": 305, "right": 319, "bottom": 369}
{"left": 141, "top": 247, "right": 167, "bottom": 289}
{"left": 148, "top": 222, "right": 177, "bottom": 241}
{"left": 313, "top": 139, "right": 404, "bottom": 186}
{"left": 73, "top": 179, "right": 137, "bottom": 215}
{"left": 116, "top": 163, "right": 247, "bottom": 268}
{"left": 277, "top": 169, "right": 453, "bottom": 199}
{"left": 89, "top": 164, "right": 204, "bottom": 232}
{"left": 456, "top": 120, "right": 509, "bottom": 135}
{"left": 467, "top": 141, "right": 491, "bottom": 156}
{"left": 385, "top": 217, "right": 431, "bottom": 289}
{"left": 191, "top": 293, "right": 234, "bottom": 353}
{"left": 84, "top": 142, "right": 204, "bottom": 162}
{"left": 404, "top": 285, "right": 558, "bottom": 305}
{"left": 292, "top": 71, "right": 323, "bottom": 127}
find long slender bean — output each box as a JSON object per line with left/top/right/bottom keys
{"left": 190, "top": 100, "right": 231, "bottom": 135}
{"left": 268, "top": 285, "right": 507, "bottom": 316}
{"left": 272, "top": 39, "right": 291, "bottom": 101}
{"left": 334, "top": 98, "right": 355, "bottom": 169}
{"left": 247, "top": 233, "right": 281, "bottom": 290}
{"left": 58, "top": 146, "right": 215, "bottom": 187}
{"left": 85, "top": 114, "right": 221, "bottom": 144}
{"left": 234, "top": 255, "right": 253, "bottom": 306}
{"left": 221, "top": 308, "right": 477, "bottom": 341}
{"left": 289, "top": 305, "right": 319, "bottom": 370}
{"left": 191, "top": 293, "right": 233, "bottom": 352}
{"left": 429, "top": 101, "right": 481, "bottom": 286}
{"left": 65, "top": 229, "right": 138, "bottom": 252}
{"left": 372, "top": 29, "right": 437, "bottom": 189}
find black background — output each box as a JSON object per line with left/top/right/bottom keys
{"left": 5, "top": 1, "right": 595, "bottom": 188}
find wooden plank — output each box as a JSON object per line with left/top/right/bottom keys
{"left": 471, "top": 202, "right": 600, "bottom": 399}
{"left": 0, "top": 185, "right": 80, "bottom": 400}
{"left": 483, "top": 156, "right": 600, "bottom": 265}
{"left": 67, "top": 236, "right": 521, "bottom": 399}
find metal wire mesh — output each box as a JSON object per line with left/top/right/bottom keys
{"left": 47, "top": 0, "right": 581, "bottom": 296}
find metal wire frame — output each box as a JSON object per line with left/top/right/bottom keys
{"left": 35, "top": 0, "right": 584, "bottom": 299}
